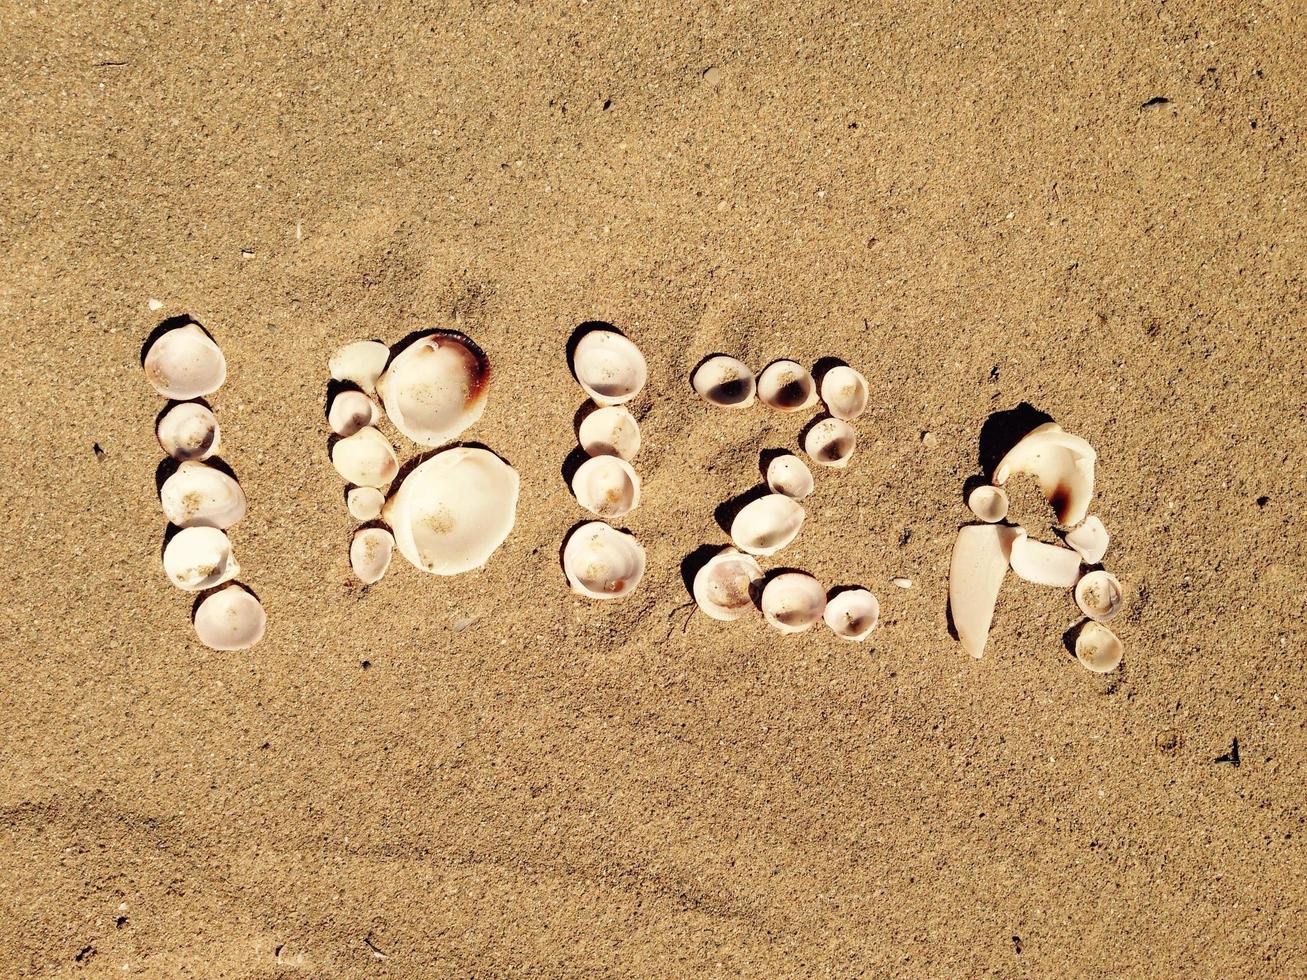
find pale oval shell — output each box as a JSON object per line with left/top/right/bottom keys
{"left": 691, "top": 355, "right": 755, "bottom": 408}
{"left": 967, "top": 485, "right": 1009, "bottom": 523}
{"left": 1008, "top": 532, "right": 1081, "bottom": 588}
{"left": 162, "top": 526, "right": 239, "bottom": 591}
{"left": 1066, "top": 516, "right": 1109, "bottom": 564}
{"left": 730, "top": 493, "right": 805, "bottom": 556}
{"left": 375, "top": 332, "right": 490, "bottom": 448}
{"left": 823, "top": 588, "right": 880, "bottom": 642}
{"left": 571, "top": 455, "right": 640, "bottom": 518}
{"left": 756, "top": 360, "right": 817, "bottom": 412}
{"left": 804, "top": 418, "right": 857, "bottom": 468}
{"left": 157, "top": 401, "right": 220, "bottom": 461}
{"left": 1075, "top": 621, "right": 1123, "bottom": 673}
{"left": 350, "top": 527, "right": 394, "bottom": 585}
{"left": 328, "top": 390, "right": 379, "bottom": 436}
{"left": 760, "top": 572, "right": 826, "bottom": 633}
{"left": 1075, "top": 570, "right": 1123, "bottom": 622}
{"left": 993, "top": 422, "right": 1096, "bottom": 527}
{"left": 563, "top": 521, "right": 646, "bottom": 600}
{"left": 766, "top": 454, "right": 814, "bottom": 500}
{"left": 193, "top": 584, "right": 266, "bottom": 651}
{"left": 819, "top": 365, "right": 868, "bottom": 421}
{"left": 692, "top": 547, "right": 764, "bottom": 621}
{"left": 160, "top": 461, "right": 247, "bottom": 529}
{"left": 144, "top": 324, "right": 226, "bottom": 399}
{"left": 329, "top": 340, "right": 390, "bottom": 394}
{"left": 346, "top": 486, "right": 385, "bottom": 522}
{"left": 572, "top": 330, "right": 647, "bottom": 406}
{"left": 331, "top": 426, "right": 398, "bottom": 488}
{"left": 578, "top": 406, "right": 641, "bottom": 461}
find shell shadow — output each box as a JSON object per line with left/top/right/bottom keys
{"left": 1061, "top": 620, "right": 1087, "bottom": 661}
{"left": 978, "top": 403, "right": 1054, "bottom": 479}
{"left": 139, "top": 314, "right": 204, "bottom": 367}
{"left": 680, "top": 543, "right": 726, "bottom": 601}
{"left": 713, "top": 484, "right": 771, "bottom": 536}
{"left": 565, "top": 321, "right": 621, "bottom": 384}
{"left": 811, "top": 356, "right": 848, "bottom": 388}
{"left": 560, "top": 446, "right": 590, "bottom": 491}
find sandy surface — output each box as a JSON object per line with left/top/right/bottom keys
{"left": 2, "top": 1, "right": 1306, "bottom": 975}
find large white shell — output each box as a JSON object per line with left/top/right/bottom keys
{"left": 573, "top": 330, "right": 647, "bottom": 406}
{"left": 578, "top": 406, "right": 641, "bottom": 461}
{"left": 328, "top": 390, "right": 379, "bottom": 436}
{"left": 823, "top": 588, "right": 880, "bottom": 642}
{"left": 757, "top": 360, "right": 817, "bottom": 412}
{"left": 692, "top": 547, "right": 764, "bottom": 621}
{"left": 993, "top": 422, "right": 1096, "bottom": 527}
{"left": 692, "top": 355, "right": 755, "bottom": 408}
{"left": 729, "top": 493, "right": 805, "bottom": 556}
{"left": 766, "top": 454, "right": 814, "bottom": 500}
{"left": 819, "top": 365, "right": 869, "bottom": 421}
{"left": 1066, "top": 516, "right": 1109, "bottom": 564}
{"left": 156, "top": 401, "right": 220, "bottom": 461}
{"left": 162, "top": 526, "right": 239, "bottom": 591}
{"left": 1008, "top": 532, "right": 1081, "bottom": 588}
{"left": 949, "top": 524, "right": 1023, "bottom": 658}
{"left": 804, "top": 418, "right": 857, "bottom": 469}
{"left": 563, "top": 521, "right": 646, "bottom": 599}
{"left": 330, "top": 426, "right": 398, "bottom": 488}
{"left": 193, "top": 584, "right": 266, "bottom": 651}
{"left": 967, "top": 485, "right": 1009, "bottom": 523}
{"left": 144, "top": 324, "right": 227, "bottom": 399}
{"left": 375, "top": 332, "right": 491, "bottom": 448}
{"left": 160, "top": 460, "right": 247, "bottom": 529}
{"left": 346, "top": 486, "right": 384, "bottom": 522}
{"left": 760, "top": 572, "right": 826, "bottom": 633}
{"left": 382, "top": 447, "right": 519, "bottom": 575}
{"left": 329, "top": 340, "right": 390, "bottom": 394}
{"left": 1075, "top": 570, "right": 1123, "bottom": 622}
{"left": 571, "top": 456, "right": 640, "bottom": 518}
{"left": 350, "top": 527, "right": 394, "bottom": 585}
{"left": 1075, "top": 621, "right": 1123, "bottom": 673}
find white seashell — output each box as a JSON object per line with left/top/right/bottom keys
{"left": 729, "top": 493, "right": 805, "bottom": 556}
{"left": 1075, "top": 570, "right": 1123, "bottom": 622}
{"left": 375, "top": 332, "right": 491, "bottom": 448}
{"left": 346, "top": 486, "right": 385, "bottom": 522}
{"left": 162, "top": 526, "right": 239, "bottom": 591}
{"left": 1008, "top": 532, "right": 1081, "bottom": 588}
{"left": 691, "top": 355, "right": 755, "bottom": 408}
{"left": 756, "top": 360, "right": 817, "bottom": 412}
{"left": 193, "top": 584, "right": 266, "bottom": 651}
{"left": 143, "top": 324, "right": 227, "bottom": 399}
{"left": 823, "top": 588, "right": 880, "bottom": 641}
{"left": 967, "top": 485, "right": 1009, "bottom": 523}
{"left": 1065, "top": 515, "right": 1109, "bottom": 564}
{"left": 156, "top": 401, "right": 220, "bottom": 461}
{"left": 891, "top": 577, "right": 913, "bottom": 589}
{"left": 949, "top": 524, "right": 1023, "bottom": 658}
{"left": 766, "top": 454, "right": 814, "bottom": 500}
{"left": 803, "top": 418, "right": 857, "bottom": 468}
{"left": 350, "top": 527, "right": 394, "bottom": 585}
{"left": 760, "top": 572, "right": 826, "bottom": 633}
{"left": 692, "top": 547, "right": 764, "bottom": 621}
{"left": 819, "top": 365, "right": 869, "bottom": 421}
{"left": 160, "top": 460, "right": 247, "bottom": 529}
{"left": 330, "top": 426, "right": 398, "bottom": 488}
{"left": 571, "top": 455, "right": 641, "bottom": 518}
{"left": 383, "top": 446, "right": 519, "bottom": 575}
{"left": 1075, "top": 621, "right": 1123, "bottom": 673}
{"left": 328, "top": 390, "right": 379, "bottom": 436}
{"left": 578, "top": 406, "right": 641, "bottom": 461}
{"left": 329, "top": 340, "right": 390, "bottom": 394}
{"left": 993, "top": 422, "right": 1096, "bottom": 527}
{"left": 572, "top": 330, "right": 647, "bottom": 406}
{"left": 562, "top": 521, "right": 646, "bottom": 600}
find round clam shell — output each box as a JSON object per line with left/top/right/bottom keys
{"left": 350, "top": 527, "right": 394, "bottom": 585}
{"left": 766, "top": 454, "right": 814, "bottom": 500}
{"left": 756, "top": 360, "right": 817, "bottom": 412}
{"left": 692, "top": 355, "right": 755, "bottom": 408}
{"left": 572, "top": 330, "right": 647, "bottom": 406}
{"left": 1074, "top": 621, "right": 1123, "bottom": 673}
{"left": 162, "top": 526, "right": 239, "bottom": 591}
{"left": 729, "top": 493, "right": 805, "bottom": 556}
{"left": 803, "top": 418, "right": 857, "bottom": 468}
{"left": 193, "top": 584, "right": 266, "bottom": 651}
{"left": 1075, "top": 570, "right": 1123, "bottom": 622}
{"left": 329, "top": 340, "right": 390, "bottom": 394}
{"left": 967, "top": 485, "right": 1009, "bottom": 523}
{"left": 160, "top": 461, "right": 247, "bottom": 529}
{"left": 819, "top": 365, "right": 868, "bottom": 421}
{"left": 328, "top": 390, "right": 379, "bottom": 437}
{"left": 144, "top": 324, "right": 227, "bottom": 400}
{"left": 330, "top": 426, "right": 398, "bottom": 488}
{"left": 375, "top": 332, "right": 491, "bottom": 448}
{"left": 563, "top": 521, "right": 646, "bottom": 600}
{"left": 761, "top": 572, "right": 826, "bottom": 633}
{"left": 571, "top": 455, "right": 640, "bottom": 519}
{"left": 823, "top": 588, "right": 880, "bottom": 641}
{"left": 157, "top": 401, "right": 220, "bottom": 461}
{"left": 346, "top": 486, "right": 385, "bottom": 522}
{"left": 578, "top": 406, "right": 641, "bottom": 461}
{"left": 692, "top": 547, "right": 764, "bottom": 621}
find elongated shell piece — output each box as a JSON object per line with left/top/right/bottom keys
{"left": 692, "top": 355, "right": 755, "bottom": 408}
{"left": 1066, "top": 516, "right": 1109, "bottom": 564}
{"left": 760, "top": 572, "right": 826, "bottom": 633}
{"left": 375, "top": 332, "right": 491, "bottom": 448}
{"left": 572, "top": 330, "right": 647, "bottom": 406}
{"left": 1008, "top": 533, "right": 1081, "bottom": 588}
{"left": 350, "top": 527, "right": 394, "bottom": 585}
{"left": 328, "top": 390, "right": 379, "bottom": 437}
{"left": 949, "top": 524, "right": 1023, "bottom": 658}
{"left": 804, "top": 418, "right": 857, "bottom": 468}
{"left": 1075, "top": 621, "right": 1123, "bottom": 673}
{"left": 331, "top": 426, "right": 398, "bottom": 488}
{"left": 819, "top": 365, "right": 869, "bottom": 421}
{"left": 563, "top": 521, "right": 646, "bottom": 599}
{"left": 144, "top": 324, "right": 226, "bottom": 399}
{"left": 993, "top": 422, "right": 1096, "bottom": 527}
{"left": 692, "top": 547, "right": 764, "bottom": 621}
{"left": 823, "top": 588, "right": 880, "bottom": 641}
{"left": 578, "top": 406, "right": 641, "bottom": 461}
{"left": 756, "top": 360, "right": 817, "bottom": 412}
{"left": 329, "top": 340, "right": 390, "bottom": 394}
{"left": 346, "top": 486, "right": 384, "bottom": 522}
{"left": 729, "top": 493, "right": 805, "bottom": 556}
{"left": 571, "top": 455, "right": 640, "bottom": 518}
{"left": 162, "top": 526, "right": 239, "bottom": 591}
{"left": 157, "top": 401, "right": 220, "bottom": 461}
{"left": 160, "top": 461, "right": 247, "bottom": 529}
{"left": 967, "top": 485, "right": 1008, "bottom": 523}
{"left": 1075, "top": 570, "right": 1123, "bottom": 622}
{"left": 193, "top": 584, "right": 266, "bottom": 651}
{"left": 766, "top": 454, "right": 814, "bottom": 499}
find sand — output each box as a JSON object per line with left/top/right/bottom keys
{"left": 2, "top": 1, "right": 1305, "bottom": 975}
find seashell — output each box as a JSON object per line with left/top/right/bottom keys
{"left": 346, "top": 486, "right": 384, "bottom": 522}
{"left": 143, "top": 324, "right": 226, "bottom": 399}
{"left": 1075, "top": 570, "right": 1123, "bottom": 622}
{"left": 948, "top": 524, "right": 1023, "bottom": 658}
{"left": 891, "top": 577, "right": 913, "bottom": 589}
{"left": 819, "top": 365, "right": 869, "bottom": 421}
{"left": 571, "top": 455, "right": 640, "bottom": 518}
{"left": 160, "top": 460, "right": 247, "bottom": 529}
{"left": 1065, "top": 515, "right": 1109, "bottom": 564}
{"left": 329, "top": 340, "right": 390, "bottom": 394}
{"left": 993, "top": 422, "right": 1096, "bottom": 527}
{"left": 967, "top": 485, "right": 1009, "bottom": 523}
{"left": 756, "top": 360, "right": 817, "bottom": 412}
{"left": 328, "top": 390, "right": 379, "bottom": 436}
{"left": 162, "top": 526, "right": 239, "bottom": 591}
{"left": 691, "top": 355, "right": 755, "bottom": 408}
{"left": 562, "top": 521, "right": 646, "bottom": 599}
{"left": 193, "top": 584, "right": 266, "bottom": 651}
{"left": 330, "top": 426, "right": 398, "bottom": 488}
{"left": 156, "top": 401, "right": 220, "bottom": 461}
{"left": 766, "top": 454, "right": 814, "bottom": 500}
{"left": 1008, "top": 532, "right": 1081, "bottom": 588}
{"left": 760, "top": 572, "right": 826, "bottom": 633}
{"left": 1075, "top": 621, "right": 1123, "bottom": 673}
{"left": 383, "top": 446, "right": 519, "bottom": 575}
{"left": 692, "top": 547, "right": 764, "bottom": 621}
{"left": 572, "top": 329, "right": 647, "bottom": 406}
{"left": 578, "top": 406, "right": 641, "bottom": 461}
{"left": 350, "top": 527, "right": 394, "bottom": 585}
{"left": 375, "top": 332, "right": 491, "bottom": 448}
{"left": 729, "top": 493, "right": 805, "bottom": 556}
{"left": 823, "top": 588, "right": 880, "bottom": 641}
{"left": 803, "top": 418, "right": 857, "bottom": 468}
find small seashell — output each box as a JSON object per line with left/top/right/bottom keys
{"left": 756, "top": 360, "right": 817, "bottom": 412}
{"left": 144, "top": 324, "right": 227, "bottom": 399}
{"left": 949, "top": 524, "right": 1023, "bottom": 658}
{"left": 375, "top": 332, "right": 491, "bottom": 448}
{"left": 1008, "top": 532, "right": 1081, "bottom": 588}
{"left": 760, "top": 572, "right": 826, "bottom": 633}
{"left": 563, "top": 521, "right": 646, "bottom": 599}
{"left": 572, "top": 330, "right": 647, "bottom": 406}
{"left": 967, "top": 485, "right": 1009, "bottom": 523}
{"left": 328, "top": 390, "right": 379, "bottom": 436}
{"left": 329, "top": 340, "right": 390, "bottom": 394}
{"left": 766, "top": 454, "right": 814, "bottom": 500}
{"left": 819, "top": 365, "right": 869, "bottom": 421}
{"left": 331, "top": 426, "right": 398, "bottom": 488}
{"left": 350, "top": 527, "right": 394, "bottom": 585}
{"left": 993, "top": 422, "right": 1096, "bottom": 527}
{"left": 803, "top": 418, "right": 857, "bottom": 468}
{"left": 1075, "top": 570, "right": 1123, "bottom": 622}
{"left": 193, "top": 584, "right": 266, "bottom": 651}
{"left": 156, "top": 401, "right": 220, "bottom": 461}
{"left": 891, "top": 577, "right": 913, "bottom": 589}
{"left": 1065, "top": 515, "right": 1109, "bottom": 564}
{"left": 162, "top": 526, "right": 239, "bottom": 591}
{"left": 571, "top": 455, "right": 640, "bottom": 518}
{"left": 823, "top": 588, "right": 880, "bottom": 641}
{"left": 729, "top": 493, "right": 805, "bottom": 556}
{"left": 1075, "top": 621, "right": 1123, "bottom": 673}
{"left": 160, "top": 460, "right": 247, "bottom": 529}
{"left": 691, "top": 355, "right": 755, "bottom": 408}
{"left": 578, "top": 406, "right": 641, "bottom": 461}
{"left": 346, "top": 486, "right": 385, "bottom": 522}
{"left": 692, "top": 547, "right": 764, "bottom": 621}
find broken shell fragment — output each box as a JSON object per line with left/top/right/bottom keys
{"left": 143, "top": 324, "right": 227, "bottom": 399}
{"left": 162, "top": 526, "right": 239, "bottom": 591}
{"left": 330, "top": 426, "right": 398, "bottom": 488}
{"left": 193, "top": 584, "right": 266, "bottom": 651}
{"left": 346, "top": 486, "right": 385, "bottom": 522}
{"left": 572, "top": 330, "right": 647, "bottom": 406}
{"left": 328, "top": 390, "right": 379, "bottom": 437}
{"left": 1066, "top": 515, "right": 1109, "bottom": 564}
{"left": 375, "top": 332, "right": 491, "bottom": 448}
{"left": 692, "top": 355, "right": 755, "bottom": 408}
{"left": 1074, "top": 621, "right": 1123, "bottom": 673}
{"left": 571, "top": 455, "right": 641, "bottom": 519}
{"left": 562, "top": 521, "right": 646, "bottom": 600}
{"left": 329, "top": 340, "right": 390, "bottom": 394}
{"left": 692, "top": 547, "right": 764, "bottom": 621}
{"left": 949, "top": 524, "right": 1023, "bottom": 658}
{"left": 578, "top": 406, "right": 641, "bottom": 461}
{"left": 1075, "top": 570, "right": 1123, "bottom": 622}
{"left": 993, "top": 422, "right": 1096, "bottom": 527}
{"left": 766, "top": 454, "right": 814, "bottom": 500}
{"left": 823, "top": 588, "right": 880, "bottom": 642}
{"left": 350, "top": 527, "right": 394, "bottom": 585}
{"left": 729, "top": 493, "right": 805, "bottom": 556}
{"left": 757, "top": 360, "right": 817, "bottom": 412}
{"left": 967, "top": 485, "right": 1009, "bottom": 523}
{"left": 160, "top": 460, "right": 247, "bottom": 529}
{"left": 156, "top": 401, "right": 220, "bottom": 461}
{"left": 803, "top": 418, "right": 857, "bottom": 468}
{"left": 819, "top": 365, "right": 869, "bottom": 421}
{"left": 760, "top": 572, "right": 826, "bottom": 634}
{"left": 1009, "top": 533, "right": 1082, "bottom": 588}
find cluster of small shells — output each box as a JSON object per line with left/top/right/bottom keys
{"left": 144, "top": 322, "right": 266, "bottom": 650}
{"left": 949, "top": 421, "right": 1126, "bottom": 672}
